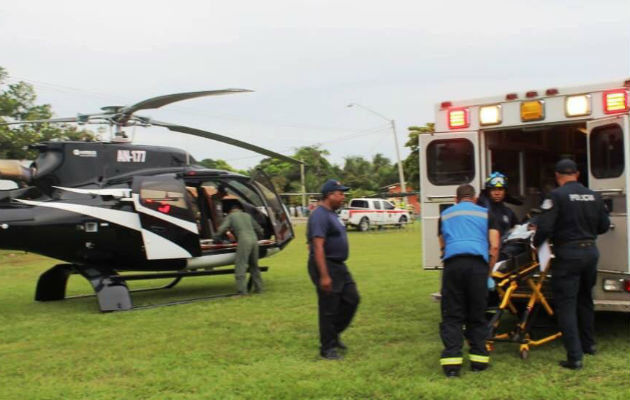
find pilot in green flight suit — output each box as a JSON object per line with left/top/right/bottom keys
{"left": 213, "top": 201, "right": 265, "bottom": 294}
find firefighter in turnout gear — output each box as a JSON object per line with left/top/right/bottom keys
{"left": 213, "top": 200, "right": 265, "bottom": 294}
{"left": 438, "top": 184, "right": 500, "bottom": 377}
{"left": 477, "top": 172, "right": 519, "bottom": 238}
{"left": 533, "top": 159, "right": 610, "bottom": 370}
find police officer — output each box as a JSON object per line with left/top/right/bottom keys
{"left": 477, "top": 172, "right": 519, "bottom": 238}
{"left": 439, "top": 184, "right": 500, "bottom": 377}
{"left": 213, "top": 200, "right": 264, "bottom": 294}
{"left": 307, "top": 179, "right": 360, "bottom": 360}
{"left": 533, "top": 159, "right": 610, "bottom": 370}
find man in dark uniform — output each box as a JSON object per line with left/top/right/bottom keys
{"left": 533, "top": 159, "right": 610, "bottom": 370}
{"left": 307, "top": 179, "right": 360, "bottom": 360}
{"left": 477, "top": 171, "right": 519, "bottom": 238}
{"left": 438, "top": 184, "right": 500, "bottom": 377}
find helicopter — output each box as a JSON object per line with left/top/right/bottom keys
{"left": 0, "top": 89, "right": 301, "bottom": 311}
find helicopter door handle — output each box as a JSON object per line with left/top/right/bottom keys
{"left": 149, "top": 226, "right": 167, "bottom": 234}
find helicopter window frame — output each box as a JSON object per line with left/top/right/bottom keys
{"left": 138, "top": 179, "right": 191, "bottom": 217}
{"left": 199, "top": 179, "right": 265, "bottom": 209}
{"left": 222, "top": 179, "right": 265, "bottom": 208}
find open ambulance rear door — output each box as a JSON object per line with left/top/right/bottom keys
{"left": 587, "top": 115, "right": 630, "bottom": 311}
{"left": 419, "top": 131, "right": 482, "bottom": 269}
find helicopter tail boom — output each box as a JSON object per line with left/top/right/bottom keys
{"left": 0, "top": 160, "right": 32, "bottom": 184}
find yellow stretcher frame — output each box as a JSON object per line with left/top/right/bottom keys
{"left": 486, "top": 248, "right": 562, "bottom": 359}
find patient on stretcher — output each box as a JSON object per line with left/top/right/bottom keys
{"left": 494, "top": 223, "right": 535, "bottom": 274}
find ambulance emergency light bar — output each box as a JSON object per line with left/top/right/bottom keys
{"left": 445, "top": 87, "right": 629, "bottom": 129}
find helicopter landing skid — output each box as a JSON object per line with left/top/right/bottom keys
{"left": 35, "top": 264, "right": 268, "bottom": 312}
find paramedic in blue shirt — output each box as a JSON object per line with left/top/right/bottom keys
{"left": 438, "top": 184, "right": 500, "bottom": 378}
{"left": 307, "top": 179, "right": 360, "bottom": 360}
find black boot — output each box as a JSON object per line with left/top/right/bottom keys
{"left": 559, "top": 360, "right": 583, "bottom": 370}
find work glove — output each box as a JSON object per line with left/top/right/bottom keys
{"left": 487, "top": 277, "right": 496, "bottom": 291}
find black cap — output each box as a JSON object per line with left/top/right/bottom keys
{"left": 555, "top": 159, "right": 578, "bottom": 174}
{"left": 321, "top": 179, "right": 350, "bottom": 195}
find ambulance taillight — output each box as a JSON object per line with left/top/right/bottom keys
{"left": 603, "top": 90, "right": 629, "bottom": 114}
{"left": 448, "top": 108, "right": 469, "bottom": 129}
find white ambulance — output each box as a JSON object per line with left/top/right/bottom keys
{"left": 419, "top": 79, "right": 630, "bottom": 312}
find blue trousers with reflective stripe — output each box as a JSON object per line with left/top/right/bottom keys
{"left": 440, "top": 255, "right": 489, "bottom": 360}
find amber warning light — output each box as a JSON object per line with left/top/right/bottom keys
{"left": 448, "top": 108, "right": 469, "bottom": 129}
{"left": 521, "top": 100, "right": 545, "bottom": 122}
{"left": 603, "top": 90, "right": 629, "bottom": 114}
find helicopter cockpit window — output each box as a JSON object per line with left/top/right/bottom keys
{"left": 223, "top": 179, "right": 264, "bottom": 208}
{"left": 139, "top": 180, "right": 189, "bottom": 217}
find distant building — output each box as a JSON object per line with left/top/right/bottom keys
{"left": 382, "top": 183, "right": 420, "bottom": 215}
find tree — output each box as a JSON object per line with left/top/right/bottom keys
{"left": 403, "top": 123, "right": 434, "bottom": 189}
{"left": 197, "top": 158, "right": 245, "bottom": 174}
{"left": 371, "top": 153, "right": 398, "bottom": 189}
{"left": 252, "top": 145, "right": 340, "bottom": 196}
{"left": 342, "top": 155, "right": 375, "bottom": 193}
{"left": 0, "top": 67, "right": 94, "bottom": 159}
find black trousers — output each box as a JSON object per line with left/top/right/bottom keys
{"left": 440, "top": 255, "right": 489, "bottom": 363}
{"left": 552, "top": 245, "right": 598, "bottom": 362}
{"left": 308, "top": 258, "right": 360, "bottom": 351}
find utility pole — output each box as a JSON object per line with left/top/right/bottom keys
{"left": 389, "top": 119, "right": 407, "bottom": 205}
{"left": 347, "top": 103, "right": 407, "bottom": 206}
{"left": 300, "top": 161, "right": 306, "bottom": 209}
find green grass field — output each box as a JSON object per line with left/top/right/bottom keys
{"left": 1, "top": 223, "right": 628, "bottom": 400}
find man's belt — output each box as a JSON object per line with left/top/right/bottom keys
{"left": 554, "top": 239, "right": 595, "bottom": 248}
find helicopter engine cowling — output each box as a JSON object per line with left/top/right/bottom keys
{"left": 0, "top": 160, "right": 33, "bottom": 185}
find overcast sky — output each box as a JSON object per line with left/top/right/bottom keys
{"left": 1, "top": 0, "right": 628, "bottom": 169}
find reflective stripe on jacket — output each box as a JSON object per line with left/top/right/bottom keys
{"left": 441, "top": 201, "right": 489, "bottom": 262}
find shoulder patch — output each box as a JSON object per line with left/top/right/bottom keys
{"left": 541, "top": 198, "right": 553, "bottom": 210}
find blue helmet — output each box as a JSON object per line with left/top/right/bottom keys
{"left": 486, "top": 172, "right": 507, "bottom": 189}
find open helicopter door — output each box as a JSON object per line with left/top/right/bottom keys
{"left": 251, "top": 169, "right": 294, "bottom": 248}
{"left": 587, "top": 115, "right": 629, "bottom": 276}
{"left": 419, "top": 131, "right": 481, "bottom": 269}
{"left": 132, "top": 175, "right": 201, "bottom": 259}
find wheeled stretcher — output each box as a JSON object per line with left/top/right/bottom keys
{"left": 486, "top": 225, "right": 562, "bottom": 359}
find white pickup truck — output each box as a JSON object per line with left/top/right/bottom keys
{"left": 339, "top": 198, "right": 410, "bottom": 231}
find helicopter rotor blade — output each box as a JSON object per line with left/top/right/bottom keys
{"left": 149, "top": 119, "right": 303, "bottom": 165}
{"left": 116, "top": 89, "right": 253, "bottom": 125}
{"left": 0, "top": 117, "right": 80, "bottom": 126}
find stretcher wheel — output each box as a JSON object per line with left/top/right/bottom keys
{"left": 519, "top": 345, "right": 529, "bottom": 360}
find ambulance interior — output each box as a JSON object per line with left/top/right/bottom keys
{"left": 483, "top": 122, "right": 623, "bottom": 221}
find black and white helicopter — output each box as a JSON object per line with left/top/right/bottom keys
{"left": 0, "top": 89, "right": 300, "bottom": 311}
